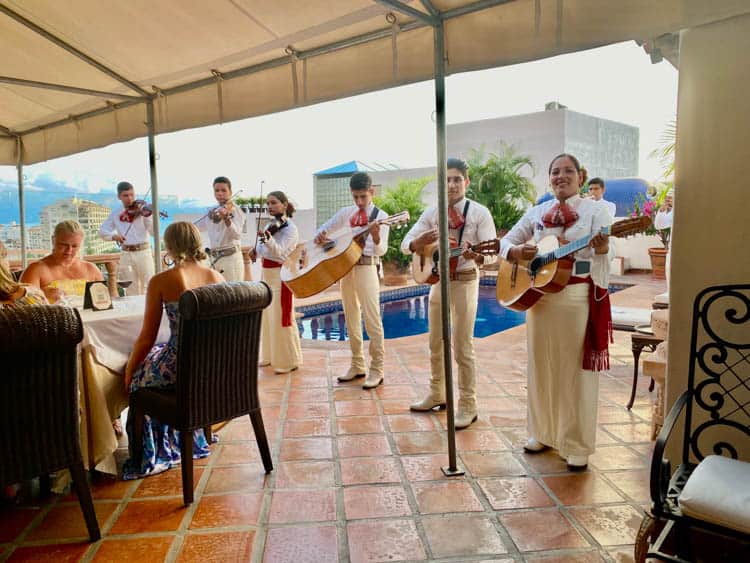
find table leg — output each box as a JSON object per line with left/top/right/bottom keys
{"left": 628, "top": 342, "right": 643, "bottom": 410}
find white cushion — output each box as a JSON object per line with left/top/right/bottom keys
{"left": 678, "top": 455, "right": 750, "bottom": 534}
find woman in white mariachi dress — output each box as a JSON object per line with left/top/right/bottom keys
{"left": 500, "top": 153, "right": 612, "bottom": 470}
{"left": 252, "top": 191, "right": 303, "bottom": 374}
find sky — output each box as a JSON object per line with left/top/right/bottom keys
{"left": 0, "top": 41, "right": 678, "bottom": 210}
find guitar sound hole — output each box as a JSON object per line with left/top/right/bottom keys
{"left": 529, "top": 257, "right": 542, "bottom": 276}
{"left": 323, "top": 240, "right": 335, "bottom": 251}
{"left": 432, "top": 250, "right": 440, "bottom": 263}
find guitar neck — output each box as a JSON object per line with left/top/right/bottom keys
{"left": 539, "top": 226, "right": 609, "bottom": 265}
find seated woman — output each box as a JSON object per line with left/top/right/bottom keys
{"left": 0, "top": 241, "right": 47, "bottom": 307}
{"left": 122, "top": 222, "right": 224, "bottom": 480}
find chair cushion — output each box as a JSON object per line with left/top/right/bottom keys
{"left": 678, "top": 455, "right": 750, "bottom": 534}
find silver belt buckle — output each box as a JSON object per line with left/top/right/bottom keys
{"left": 574, "top": 261, "right": 591, "bottom": 275}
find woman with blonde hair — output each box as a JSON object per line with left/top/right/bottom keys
{"left": 122, "top": 221, "right": 224, "bottom": 479}
{"left": 0, "top": 241, "right": 47, "bottom": 307}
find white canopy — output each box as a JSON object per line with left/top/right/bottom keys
{"left": 2, "top": 0, "right": 748, "bottom": 166}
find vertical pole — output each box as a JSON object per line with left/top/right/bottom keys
{"left": 434, "top": 21, "right": 463, "bottom": 477}
{"left": 16, "top": 136, "right": 27, "bottom": 269}
{"left": 146, "top": 99, "right": 162, "bottom": 273}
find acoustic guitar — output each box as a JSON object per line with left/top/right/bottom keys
{"left": 281, "top": 211, "right": 410, "bottom": 298}
{"left": 496, "top": 215, "right": 652, "bottom": 311}
{"left": 412, "top": 239, "right": 500, "bottom": 284}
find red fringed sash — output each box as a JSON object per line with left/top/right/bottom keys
{"left": 569, "top": 276, "right": 613, "bottom": 372}
{"left": 262, "top": 258, "right": 293, "bottom": 327}
{"left": 448, "top": 206, "right": 465, "bottom": 229}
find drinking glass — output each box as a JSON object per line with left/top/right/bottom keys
{"left": 117, "top": 263, "right": 134, "bottom": 297}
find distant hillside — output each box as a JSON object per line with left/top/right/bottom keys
{"left": 0, "top": 181, "right": 209, "bottom": 228}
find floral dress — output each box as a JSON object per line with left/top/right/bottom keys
{"left": 122, "top": 302, "right": 212, "bottom": 480}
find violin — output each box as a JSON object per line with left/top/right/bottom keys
{"left": 119, "top": 199, "right": 168, "bottom": 223}
{"left": 207, "top": 203, "right": 234, "bottom": 223}
{"left": 259, "top": 217, "right": 287, "bottom": 240}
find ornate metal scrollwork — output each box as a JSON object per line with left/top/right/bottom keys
{"left": 687, "top": 286, "right": 750, "bottom": 462}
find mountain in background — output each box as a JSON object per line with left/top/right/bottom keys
{"left": 0, "top": 177, "right": 208, "bottom": 226}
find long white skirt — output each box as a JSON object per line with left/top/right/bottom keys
{"left": 526, "top": 283, "right": 599, "bottom": 457}
{"left": 260, "top": 266, "right": 303, "bottom": 372}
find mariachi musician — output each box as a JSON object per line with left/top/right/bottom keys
{"left": 195, "top": 176, "right": 246, "bottom": 281}
{"left": 401, "top": 157, "right": 497, "bottom": 430}
{"left": 314, "top": 172, "right": 388, "bottom": 390}
{"left": 99, "top": 181, "right": 155, "bottom": 295}
{"left": 251, "top": 190, "right": 303, "bottom": 374}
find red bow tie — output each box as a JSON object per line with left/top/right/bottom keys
{"left": 350, "top": 208, "right": 368, "bottom": 227}
{"left": 448, "top": 206, "right": 465, "bottom": 229}
{"left": 541, "top": 202, "right": 579, "bottom": 228}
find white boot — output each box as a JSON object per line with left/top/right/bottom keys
{"left": 523, "top": 437, "right": 548, "bottom": 453}
{"left": 362, "top": 373, "right": 383, "bottom": 389}
{"left": 410, "top": 395, "right": 447, "bottom": 412}
{"left": 566, "top": 455, "right": 589, "bottom": 470}
{"left": 337, "top": 367, "right": 366, "bottom": 382}
{"left": 455, "top": 400, "right": 478, "bottom": 430}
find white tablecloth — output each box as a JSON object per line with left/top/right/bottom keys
{"left": 79, "top": 295, "right": 169, "bottom": 373}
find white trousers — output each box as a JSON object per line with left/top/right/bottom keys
{"left": 427, "top": 277, "right": 479, "bottom": 409}
{"left": 340, "top": 264, "right": 384, "bottom": 377}
{"left": 260, "top": 267, "right": 303, "bottom": 371}
{"left": 119, "top": 247, "right": 154, "bottom": 295}
{"left": 526, "top": 283, "right": 599, "bottom": 457}
{"left": 212, "top": 247, "right": 244, "bottom": 282}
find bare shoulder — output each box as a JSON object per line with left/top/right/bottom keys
{"left": 19, "top": 260, "right": 47, "bottom": 284}
{"left": 82, "top": 260, "right": 104, "bottom": 281}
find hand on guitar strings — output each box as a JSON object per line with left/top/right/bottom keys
{"left": 509, "top": 243, "right": 538, "bottom": 262}
{"left": 410, "top": 228, "right": 438, "bottom": 253}
{"left": 314, "top": 230, "right": 332, "bottom": 246}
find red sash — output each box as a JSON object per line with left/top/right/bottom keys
{"left": 262, "top": 258, "right": 293, "bottom": 327}
{"left": 568, "top": 276, "right": 613, "bottom": 372}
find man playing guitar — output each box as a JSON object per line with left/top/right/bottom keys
{"left": 314, "top": 172, "right": 389, "bottom": 390}
{"left": 401, "top": 157, "right": 497, "bottom": 429}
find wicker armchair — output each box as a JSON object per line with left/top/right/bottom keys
{"left": 0, "top": 305, "right": 100, "bottom": 541}
{"left": 636, "top": 285, "right": 750, "bottom": 562}
{"left": 129, "top": 281, "right": 273, "bottom": 505}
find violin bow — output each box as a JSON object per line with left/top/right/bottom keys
{"left": 252, "top": 180, "right": 265, "bottom": 250}
{"left": 193, "top": 189, "right": 245, "bottom": 225}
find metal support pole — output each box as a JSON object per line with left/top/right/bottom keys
{"left": 15, "top": 136, "right": 27, "bottom": 269}
{"left": 433, "top": 22, "right": 464, "bottom": 477}
{"left": 146, "top": 100, "right": 162, "bottom": 273}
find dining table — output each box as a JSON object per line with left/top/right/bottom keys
{"left": 68, "top": 295, "right": 169, "bottom": 484}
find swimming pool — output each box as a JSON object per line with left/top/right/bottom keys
{"left": 298, "top": 283, "right": 526, "bottom": 341}
{"left": 297, "top": 279, "right": 632, "bottom": 341}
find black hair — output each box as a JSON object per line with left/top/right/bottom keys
{"left": 588, "top": 177, "right": 605, "bottom": 188}
{"left": 447, "top": 157, "right": 469, "bottom": 178}
{"left": 267, "top": 190, "right": 295, "bottom": 218}
{"left": 117, "top": 181, "right": 134, "bottom": 194}
{"left": 349, "top": 172, "right": 372, "bottom": 191}
{"left": 548, "top": 153, "right": 582, "bottom": 174}
{"left": 213, "top": 176, "right": 232, "bottom": 190}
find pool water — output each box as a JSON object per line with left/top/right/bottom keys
{"left": 299, "top": 286, "right": 526, "bottom": 341}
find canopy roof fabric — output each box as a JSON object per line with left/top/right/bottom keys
{"left": 1, "top": 0, "right": 748, "bottom": 165}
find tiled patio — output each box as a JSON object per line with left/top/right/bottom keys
{"left": 0, "top": 274, "right": 663, "bottom": 562}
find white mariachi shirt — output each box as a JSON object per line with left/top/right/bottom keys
{"left": 316, "top": 204, "right": 390, "bottom": 258}
{"left": 499, "top": 194, "right": 613, "bottom": 288}
{"left": 255, "top": 218, "right": 299, "bottom": 264}
{"left": 401, "top": 197, "right": 497, "bottom": 272}
{"left": 99, "top": 208, "right": 152, "bottom": 246}
{"left": 195, "top": 204, "right": 246, "bottom": 249}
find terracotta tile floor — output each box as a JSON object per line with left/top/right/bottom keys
{"left": 0, "top": 274, "right": 664, "bottom": 562}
